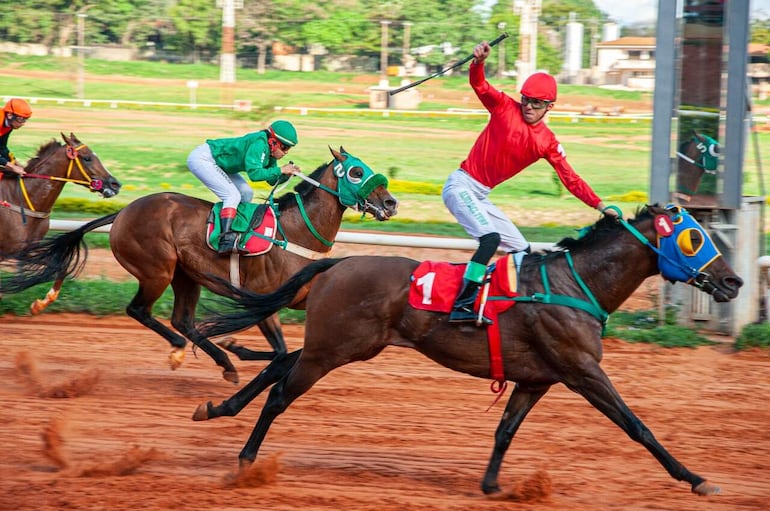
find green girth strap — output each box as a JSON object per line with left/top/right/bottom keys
{"left": 513, "top": 250, "right": 609, "bottom": 335}
{"left": 292, "top": 192, "right": 334, "bottom": 247}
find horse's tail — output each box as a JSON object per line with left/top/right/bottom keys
{"left": 200, "top": 257, "right": 345, "bottom": 338}
{"left": 2, "top": 212, "right": 119, "bottom": 294}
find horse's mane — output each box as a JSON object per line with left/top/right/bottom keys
{"left": 273, "top": 161, "right": 329, "bottom": 210}
{"left": 678, "top": 138, "right": 694, "bottom": 154}
{"left": 25, "top": 140, "right": 62, "bottom": 169}
{"left": 554, "top": 205, "right": 655, "bottom": 253}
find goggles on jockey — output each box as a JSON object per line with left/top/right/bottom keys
{"left": 521, "top": 95, "right": 551, "bottom": 110}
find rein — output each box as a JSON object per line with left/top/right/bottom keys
{"left": 242, "top": 167, "right": 345, "bottom": 257}
{"left": 509, "top": 206, "right": 715, "bottom": 333}
{"left": 8, "top": 144, "right": 97, "bottom": 214}
{"left": 249, "top": 162, "right": 383, "bottom": 255}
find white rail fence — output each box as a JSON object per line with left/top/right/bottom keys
{"left": 49, "top": 219, "right": 555, "bottom": 253}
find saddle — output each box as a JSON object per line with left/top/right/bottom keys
{"left": 206, "top": 202, "right": 277, "bottom": 256}
{"left": 409, "top": 254, "right": 520, "bottom": 387}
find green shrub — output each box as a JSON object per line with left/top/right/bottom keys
{"left": 53, "top": 198, "right": 128, "bottom": 214}
{"left": 605, "top": 308, "right": 715, "bottom": 348}
{"left": 734, "top": 323, "right": 770, "bottom": 350}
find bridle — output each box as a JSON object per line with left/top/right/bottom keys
{"left": 7, "top": 143, "right": 105, "bottom": 214}
{"left": 676, "top": 134, "right": 719, "bottom": 175}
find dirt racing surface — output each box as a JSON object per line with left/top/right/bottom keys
{"left": 1, "top": 306, "right": 769, "bottom": 510}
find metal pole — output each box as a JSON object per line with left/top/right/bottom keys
{"left": 76, "top": 13, "right": 87, "bottom": 100}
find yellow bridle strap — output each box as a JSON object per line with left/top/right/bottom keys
{"left": 18, "top": 177, "right": 35, "bottom": 211}
{"left": 17, "top": 144, "right": 92, "bottom": 212}
{"left": 66, "top": 144, "right": 92, "bottom": 184}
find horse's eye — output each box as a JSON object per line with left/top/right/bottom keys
{"left": 677, "top": 228, "right": 703, "bottom": 256}
{"left": 347, "top": 167, "right": 363, "bottom": 184}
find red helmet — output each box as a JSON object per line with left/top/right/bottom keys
{"left": 3, "top": 98, "right": 32, "bottom": 118}
{"left": 520, "top": 72, "right": 557, "bottom": 102}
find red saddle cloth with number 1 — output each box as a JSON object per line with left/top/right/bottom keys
{"left": 408, "top": 254, "right": 519, "bottom": 314}
{"left": 408, "top": 254, "right": 520, "bottom": 384}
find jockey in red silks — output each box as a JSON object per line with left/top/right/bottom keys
{"left": 441, "top": 41, "right": 618, "bottom": 323}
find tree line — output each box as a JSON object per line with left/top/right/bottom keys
{"left": 2, "top": 1, "right": 767, "bottom": 74}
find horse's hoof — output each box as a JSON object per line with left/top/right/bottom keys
{"left": 192, "top": 402, "right": 211, "bottom": 421}
{"left": 223, "top": 370, "right": 239, "bottom": 385}
{"left": 481, "top": 483, "right": 501, "bottom": 495}
{"left": 238, "top": 458, "right": 254, "bottom": 472}
{"left": 30, "top": 299, "right": 45, "bottom": 315}
{"left": 693, "top": 481, "right": 720, "bottom": 496}
{"left": 169, "top": 349, "right": 185, "bottom": 370}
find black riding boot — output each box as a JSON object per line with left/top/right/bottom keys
{"left": 448, "top": 232, "right": 501, "bottom": 324}
{"left": 217, "top": 215, "right": 237, "bottom": 255}
{"left": 448, "top": 278, "right": 483, "bottom": 323}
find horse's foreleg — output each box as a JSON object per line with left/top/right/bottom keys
{"left": 481, "top": 383, "right": 550, "bottom": 495}
{"left": 569, "top": 365, "right": 718, "bottom": 495}
{"left": 217, "top": 314, "right": 286, "bottom": 361}
{"left": 238, "top": 353, "right": 325, "bottom": 467}
{"left": 168, "top": 276, "right": 239, "bottom": 383}
{"left": 192, "top": 349, "right": 301, "bottom": 421}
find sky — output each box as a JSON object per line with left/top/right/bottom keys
{"left": 593, "top": 0, "right": 770, "bottom": 26}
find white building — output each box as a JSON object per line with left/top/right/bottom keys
{"left": 595, "top": 37, "right": 657, "bottom": 90}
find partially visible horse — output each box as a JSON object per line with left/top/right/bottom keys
{"left": 4, "top": 147, "right": 397, "bottom": 384}
{"left": 195, "top": 204, "right": 742, "bottom": 497}
{"left": 0, "top": 132, "right": 121, "bottom": 309}
{"left": 675, "top": 130, "right": 719, "bottom": 203}
{"left": 0, "top": 132, "right": 121, "bottom": 255}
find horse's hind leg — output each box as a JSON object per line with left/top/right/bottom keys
{"left": 218, "top": 313, "right": 286, "bottom": 361}
{"left": 192, "top": 349, "right": 302, "bottom": 421}
{"left": 481, "top": 383, "right": 550, "bottom": 495}
{"left": 169, "top": 272, "right": 240, "bottom": 384}
{"left": 567, "top": 363, "right": 718, "bottom": 495}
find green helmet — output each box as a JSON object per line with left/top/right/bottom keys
{"left": 269, "top": 120, "right": 298, "bottom": 147}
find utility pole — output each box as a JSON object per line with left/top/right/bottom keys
{"left": 514, "top": 0, "right": 541, "bottom": 89}
{"left": 219, "top": 0, "right": 236, "bottom": 83}
{"left": 403, "top": 22, "right": 413, "bottom": 73}
{"left": 380, "top": 20, "right": 391, "bottom": 86}
{"left": 76, "top": 13, "right": 87, "bottom": 99}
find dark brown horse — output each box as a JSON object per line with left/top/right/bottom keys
{"left": 675, "top": 130, "right": 719, "bottom": 203}
{"left": 195, "top": 204, "right": 742, "bottom": 497}
{"left": 3, "top": 147, "right": 396, "bottom": 384}
{"left": 0, "top": 132, "right": 121, "bottom": 308}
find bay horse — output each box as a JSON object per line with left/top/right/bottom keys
{"left": 3, "top": 147, "right": 397, "bottom": 384}
{"left": 675, "top": 130, "right": 719, "bottom": 203}
{"left": 0, "top": 132, "right": 121, "bottom": 309}
{"left": 195, "top": 204, "right": 742, "bottom": 497}
{"left": 0, "top": 132, "right": 121, "bottom": 255}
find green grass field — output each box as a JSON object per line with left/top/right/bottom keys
{"left": 2, "top": 55, "right": 770, "bottom": 348}
{"left": 3, "top": 54, "right": 768, "bottom": 229}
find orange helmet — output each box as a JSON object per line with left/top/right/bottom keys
{"left": 3, "top": 98, "right": 32, "bottom": 118}
{"left": 520, "top": 72, "right": 558, "bottom": 102}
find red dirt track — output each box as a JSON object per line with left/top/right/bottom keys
{"left": 2, "top": 306, "right": 769, "bottom": 510}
